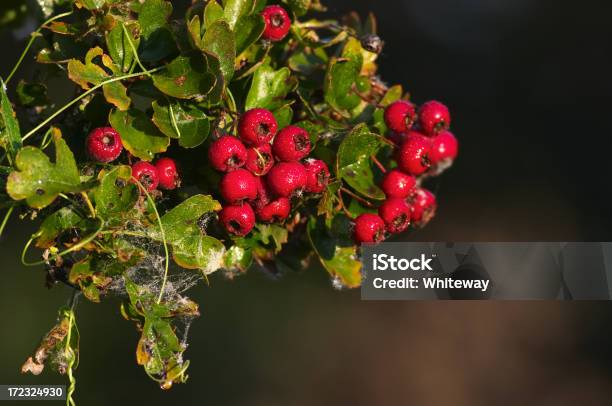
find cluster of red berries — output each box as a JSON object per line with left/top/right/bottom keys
{"left": 85, "top": 127, "right": 180, "bottom": 192}
{"left": 209, "top": 108, "right": 330, "bottom": 236}
{"left": 353, "top": 100, "right": 458, "bottom": 244}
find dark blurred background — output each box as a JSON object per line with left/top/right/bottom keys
{"left": 2, "top": 0, "right": 612, "bottom": 404}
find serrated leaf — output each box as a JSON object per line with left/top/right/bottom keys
{"left": 6, "top": 129, "right": 82, "bottom": 209}
{"left": 94, "top": 165, "right": 138, "bottom": 221}
{"left": 337, "top": 123, "right": 386, "bottom": 200}
{"left": 152, "top": 195, "right": 225, "bottom": 273}
{"left": 246, "top": 64, "right": 296, "bottom": 111}
{"left": 223, "top": 0, "right": 254, "bottom": 30}
{"left": 105, "top": 22, "right": 140, "bottom": 73}
{"left": 307, "top": 215, "right": 362, "bottom": 288}
{"left": 152, "top": 53, "right": 216, "bottom": 99}
{"left": 324, "top": 37, "right": 363, "bottom": 116}
{"left": 109, "top": 109, "right": 169, "bottom": 161}
{"left": 255, "top": 224, "right": 288, "bottom": 253}
{"left": 152, "top": 100, "right": 210, "bottom": 148}
{"left": 202, "top": 20, "right": 236, "bottom": 82}
{"left": 138, "top": 0, "right": 177, "bottom": 62}
{"left": 67, "top": 47, "right": 131, "bottom": 110}
{"left": 0, "top": 80, "right": 22, "bottom": 165}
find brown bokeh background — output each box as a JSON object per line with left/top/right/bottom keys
{"left": 2, "top": 0, "right": 612, "bottom": 404}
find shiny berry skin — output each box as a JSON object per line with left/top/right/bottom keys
{"left": 86, "top": 127, "right": 123, "bottom": 163}
{"left": 238, "top": 108, "right": 278, "bottom": 145}
{"left": 418, "top": 101, "right": 451, "bottom": 136}
{"left": 219, "top": 169, "right": 258, "bottom": 204}
{"left": 256, "top": 197, "right": 291, "bottom": 223}
{"left": 397, "top": 134, "right": 432, "bottom": 176}
{"left": 353, "top": 213, "right": 386, "bottom": 244}
{"left": 208, "top": 136, "right": 247, "bottom": 172}
{"left": 155, "top": 157, "right": 180, "bottom": 190}
{"left": 131, "top": 161, "right": 159, "bottom": 192}
{"left": 410, "top": 188, "right": 437, "bottom": 228}
{"left": 245, "top": 144, "right": 274, "bottom": 176}
{"left": 261, "top": 5, "right": 291, "bottom": 42}
{"left": 220, "top": 204, "right": 256, "bottom": 236}
{"left": 384, "top": 100, "right": 416, "bottom": 134}
{"left": 304, "top": 159, "right": 330, "bottom": 193}
{"left": 272, "top": 125, "right": 311, "bottom": 162}
{"left": 380, "top": 170, "right": 416, "bottom": 199}
{"left": 378, "top": 198, "right": 411, "bottom": 234}
{"left": 266, "top": 162, "right": 307, "bottom": 198}
{"left": 430, "top": 131, "right": 459, "bottom": 165}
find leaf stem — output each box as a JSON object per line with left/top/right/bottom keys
{"left": 340, "top": 187, "right": 375, "bottom": 208}
{"left": 5, "top": 11, "right": 74, "bottom": 85}
{"left": 121, "top": 23, "right": 149, "bottom": 76}
{"left": 80, "top": 192, "right": 96, "bottom": 218}
{"left": 22, "top": 67, "right": 163, "bottom": 142}
{"left": 0, "top": 205, "right": 15, "bottom": 240}
{"left": 21, "top": 218, "right": 105, "bottom": 267}
{"left": 370, "top": 155, "right": 387, "bottom": 174}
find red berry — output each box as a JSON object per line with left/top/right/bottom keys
{"left": 220, "top": 169, "right": 258, "bottom": 204}
{"left": 272, "top": 125, "right": 311, "bottom": 162}
{"left": 380, "top": 170, "right": 416, "bottom": 199}
{"left": 131, "top": 161, "right": 159, "bottom": 192}
{"left": 238, "top": 109, "right": 278, "bottom": 145}
{"left": 304, "top": 159, "right": 330, "bottom": 193}
{"left": 430, "top": 131, "right": 459, "bottom": 165}
{"left": 155, "top": 157, "right": 180, "bottom": 190}
{"left": 397, "top": 134, "right": 432, "bottom": 176}
{"left": 220, "top": 204, "right": 256, "bottom": 236}
{"left": 409, "top": 188, "right": 437, "bottom": 228}
{"left": 266, "top": 162, "right": 307, "bottom": 198}
{"left": 208, "top": 136, "right": 247, "bottom": 172}
{"left": 353, "top": 213, "right": 386, "bottom": 244}
{"left": 261, "top": 5, "right": 291, "bottom": 42}
{"left": 86, "top": 127, "right": 123, "bottom": 163}
{"left": 245, "top": 144, "right": 274, "bottom": 176}
{"left": 419, "top": 101, "right": 451, "bottom": 135}
{"left": 256, "top": 197, "right": 291, "bottom": 223}
{"left": 378, "top": 198, "right": 411, "bottom": 234}
{"left": 384, "top": 100, "right": 416, "bottom": 134}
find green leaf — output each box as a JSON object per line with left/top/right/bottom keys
{"left": 273, "top": 104, "right": 294, "bottom": 129}
{"left": 223, "top": 0, "right": 254, "bottom": 30}
{"left": 204, "top": 1, "right": 224, "bottom": 27}
{"left": 307, "top": 215, "right": 362, "bottom": 288}
{"left": 105, "top": 22, "right": 140, "bottom": 73}
{"left": 0, "top": 79, "right": 22, "bottom": 164}
{"left": 152, "top": 100, "right": 210, "bottom": 148}
{"left": 246, "top": 64, "right": 297, "bottom": 111}
{"left": 109, "top": 109, "right": 170, "bottom": 161}
{"left": 152, "top": 53, "right": 216, "bottom": 99}
{"left": 202, "top": 20, "right": 236, "bottom": 82}
{"left": 138, "top": 0, "right": 177, "bottom": 62}
{"left": 35, "top": 207, "right": 83, "bottom": 248}
{"left": 317, "top": 180, "right": 341, "bottom": 219}
{"left": 16, "top": 80, "right": 49, "bottom": 107}
{"left": 77, "top": 0, "right": 106, "bottom": 10}
{"left": 288, "top": 47, "right": 328, "bottom": 75}
{"left": 153, "top": 195, "right": 225, "bottom": 273}
{"left": 93, "top": 165, "right": 138, "bottom": 221}
{"left": 224, "top": 243, "right": 253, "bottom": 271}
{"left": 337, "top": 123, "right": 386, "bottom": 200}
{"left": 6, "top": 129, "right": 82, "bottom": 209}
{"left": 67, "top": 47, "right": 131, "bottom": 111}
{"left": 255, "top": 224, "right": 288, "bottom": 253}
{"left": 324, "top": 37, "right": 364, "bottom": 116}
{"left": 234, "top": 14, "right": 265, "bottom": 55}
